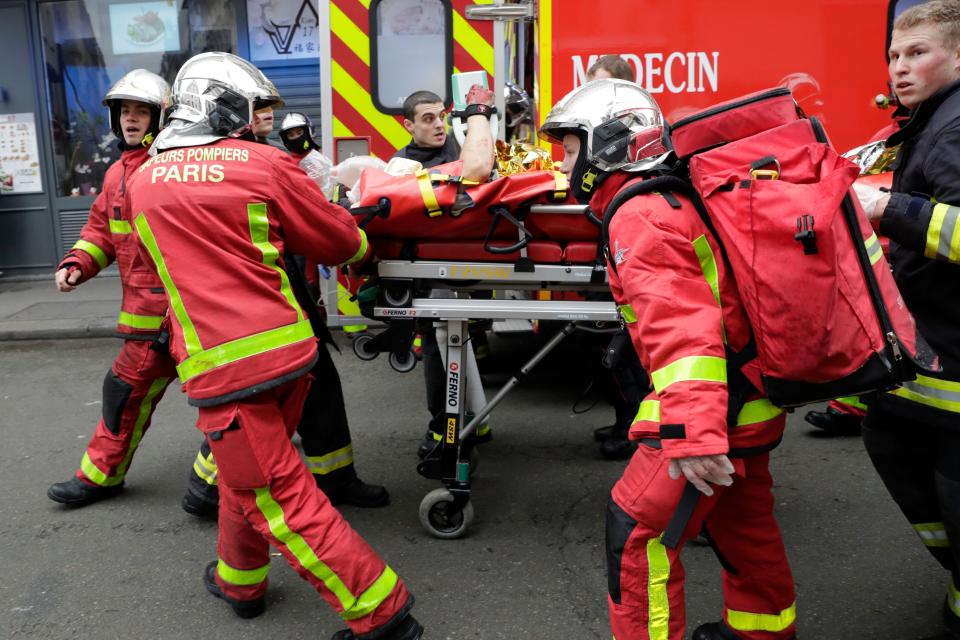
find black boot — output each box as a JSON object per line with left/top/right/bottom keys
{"left": 803, "top": 407, "right": 862, "bottom": 435}
{"left": 599, "top": 426, "right": 637, "bottom": 460}
{"left": 47, "top": 477, "right": 123, "bottom": 507}
{"left": 593, "top": 424, "right": 618, "bottom": 442}
{"left": 692, "top": 621, "right": 795, "bottom": 640}
{"left": 330, "top": 613, "right": 423, "bottom": 640}
{"left": 181, "top": 481, "right": 219, "bottom": 519}
{"left": 923, "top": 601, "right": 960, "bottom": 639}
{"left": 324, "top": 477, "right": 390, "bottom": 508}
{"left": 203, "top": 560, "right": 266, "bottom": 619}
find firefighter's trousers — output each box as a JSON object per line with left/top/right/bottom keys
{"left": 76, "top": 339, "right": 177, "bottom": 487}
{"left": 201, "top": 376, "right": 411, "bottom": 635}
{"left": 606, "top": 445, "right": 796, "bottom": 640}
{"left": 863, "top": 407, "right": 960, "bottom": 616}
{"left": 189, "top": 341, "right": 358, "bottom": 497}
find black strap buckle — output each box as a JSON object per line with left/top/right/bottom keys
{"left": 794, "top": 214, "right": 818, "bottom": 255}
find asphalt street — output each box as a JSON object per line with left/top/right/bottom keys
{"left": 0, "top": 334, "right": 949, "bottom": 639}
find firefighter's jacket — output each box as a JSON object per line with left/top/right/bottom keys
{"left": 878, "top": 79, "right": 960, "bottom": 428}
{"left": 126, "top": 138, "right": 370, "bottom": 407}
{"left": 58, "top": 146, "right": 168, "bottom": 339}
{"left": 595, "top": 173, "right": 785, "bottom": 458}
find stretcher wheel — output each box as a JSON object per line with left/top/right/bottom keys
{"left": 352, "top": 333, "right": 379, "bottom": 361}
{"left": 419, "top": 488, "right": 474, "bottom": 539}
{"left": 388, "top": 350, "right": 417, "bottom": 373}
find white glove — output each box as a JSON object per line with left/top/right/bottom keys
{"left": 667, "top": 454, "right": 735, "bottom": 497}
{"left": 853, "top": 182, "right": 886, "bottom": 219}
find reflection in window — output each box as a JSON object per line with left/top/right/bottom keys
{"left": 39, "top": 0, "right": 237, "bottom": 197}
{"left": 373, "top": 0, "right": 449, "bottom": 112}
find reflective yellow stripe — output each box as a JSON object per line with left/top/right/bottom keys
{"left": 634, "top": 398, "right": 781, "bottom": 426}
{"left": 193, "top": 450, "right": 218, "bottom": 485}
{"left": 618, "top": 304, "right": 637, "bottom": 324}
{"left": 343, "top": 229, "right": 369, "bottom": 266}
{"left": 726, "top": 602, "right": 796, "bottom": 633}
{"left": 331, "top": 60, "right": 409, "bottom": 150}
{"left": 647, "top": 536, "right": 670, "bottom": 640}
{"left": 417, "top": 171, "right": 443, "bottom": 217}
{"left": 651, "top": 355, "right": 727, "bottom": 393}
{"left": 134, "top": 213, "right": 203, "bottom": 355}
{"left": 306, "top": 444, "right": 354, "bottom": 475}
{"left": 176, "top": 319, "right": 315, "bottom": 383}
{"left": 217, "top": 560, "right": 269, "bottom": 586}
{"left": 342, "top": 567, "right": 400, "bottom": 621}
{"left": 330, "top": 2, "right": 369, "bottom": 65}
{"left": 834, "top": 395, "right": 868, "bottom": 411}
{"left": 927, "top": 203, "right": 960, "bottom": 262}
{"left": 73, "top": 239, "right": 109, "bottom": 269}
{"left": 692, "top": 234, "right": 725, "bottom": 342}
{"left": 254, "top": 488, "right": 398, "bottom": 620}
{"left": 890, "top": 374, "right": 960, "bottom": 413}
{"left": 864, "top": 232, "right": 884, "bottom": 266}
{"left": 80, "top": 377, "right": 169, "bottom": 487}
{"left": 914, "top": 522, "right": 950, "bottom": 548}
{"left": 452, "top": 11, "right": 495, "bottom": 77}
{"left": 949, "top": 581, "right": 960, "bottom": 619}
{"left": 333, "top": 116, "right": 355, "bottom": 138}
{"left": 248, "top": 203, "right": 304, "bottom": 323}
{"left": 117, "top": 312, "right": 163, "bottom": 330}
{"left": 553, "top": 170, "right": 568, "bottom": 198}
{"left": 109, "top": 219, "right": 132, "bottom": 234}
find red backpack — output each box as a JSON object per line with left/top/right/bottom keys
{"left": 602, "top": 88, "right": 937, "bottom": 408}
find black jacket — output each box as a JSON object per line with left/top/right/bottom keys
{"left": 391, "top": 136, "right": 460, "bottom": 168}
{"left": 876, "top": 79, "right": 960, "bottom": 426}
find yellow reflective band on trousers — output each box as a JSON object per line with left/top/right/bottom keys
{"left": 618, "top": 304, "right": 637, "bottom": 324}
{"left": 647, "top": 535, "right": 671, "bottom": 640}
{"left": 73, "top": 239, "right": 109, "bottom": 269}
{"left": 864, "top": 232, "right": 884, "bottom": 266}
{"left": 117, "top": 312, "right": 163, "bottom": 330}
{"left": 253, "top": 487, "right": 399, "bottom": 620}
{"left": 925, "top": 203, "right": 960, "bottom": 262}
{"left": 890, "top": 375, "right": 960, "bottom": 413}
{"left": 306, "top": 444, "right": 353, "bottom": 476}
{"left": 914, "top": 522, "right": 950, "bottom": 547}
{"left": 417, "top": 171, "right": 442, "bottom": 218}
{"left": 176, "top": 319, "right": 315, "bottom": 383}
{"left": 692, "top": 234, "right": 725, "bottom": 341}
{"left": 134, "top": 213, "right": 203, "bottom": 355}
{"left": 343, "top": 229, "right": 369, "bottom": 266}
{"left": 651, "top": 355, "right": 727, "bottom": 394}
{"left": 80, "top": 377, "right": 170, "bottom": 487}
{"left": 634, "top": 398, "right": 782, "bottom": 426}
{"left": 217, "top": 559, "right": 269, "bottom": 586}
{"left": 949, "top": 581, "right": 960, "bottom": 619}
{"left": 248, "top": 203, "right": 304, "bottom": 323}
{"left": 109, "top": 219, "right": 132, "bottom": 234}
{"left": 194, "top": 450, "right": 218, "bottom": 486}
{"left": 834, "top": 395, "right": 868, "bottom": 411}
{"left": 726, "top": 602, "right": 796, "bottom": 633}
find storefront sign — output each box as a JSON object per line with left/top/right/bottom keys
{"left": 247, "top": 0, "right": 320, "bottom": 62}
{"left": 0, "top": 113, "right": 43, "bottom": 194}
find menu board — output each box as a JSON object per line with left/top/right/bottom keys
{"left": 0, "top": 113, "right": 43, "bottom": 194}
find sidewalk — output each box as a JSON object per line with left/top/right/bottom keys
{"left": 0, "top": 274, "right": 121, "bottom": 340}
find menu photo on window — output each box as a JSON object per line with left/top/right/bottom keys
{"left": 247, "top": 0, "right": 320, "bottom": 62}
{"left": 109, "top": 1, "right": 183, "bottom": 55}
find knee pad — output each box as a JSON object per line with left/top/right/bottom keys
{"left": 101, "top": 371, "right": 134, "bottom": 436}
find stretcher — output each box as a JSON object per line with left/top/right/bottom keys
{"left": 347, "top": 202, "right": 621, "bottom": 538}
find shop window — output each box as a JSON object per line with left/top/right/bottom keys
{"left": 39, "top": 0, "right": 238, "bottom": 197}
{"left": 247, "top": 0, "right": 320, "bottom": 63}
{"left": 371, "top": 0, "right": 452, "bottom": 114}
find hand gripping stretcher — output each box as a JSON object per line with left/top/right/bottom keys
{"left": 344, "top": 167, "right": 622, "bottom": 538}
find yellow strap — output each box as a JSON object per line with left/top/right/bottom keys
{"left": 417, "top": 170, "right": 443, "bottom": 218}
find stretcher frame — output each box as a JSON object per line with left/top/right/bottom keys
{"left": 352, "top": 209, "right": 622, "bottom": 537}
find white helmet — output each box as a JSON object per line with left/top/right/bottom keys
{"left": 540, "top": 79, "right": 668, "bottom": 199}
{"left": 155, "top": 52, "right": 283, "bottom": 150}
{"left": 279, "top": 112, "right": 317, "bottom": 153}
{"left": 102, "top": 69, "right": 170, "bottom": 144}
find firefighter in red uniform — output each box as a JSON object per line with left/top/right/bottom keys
{"left": 47, "top": 69, "right": 178, "bottom": 507}
{"left": 541, "top": 80, "right": 796, "bottom": 640}
{"left": 130, "top": 53, "right": 420, "bottom": 639}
